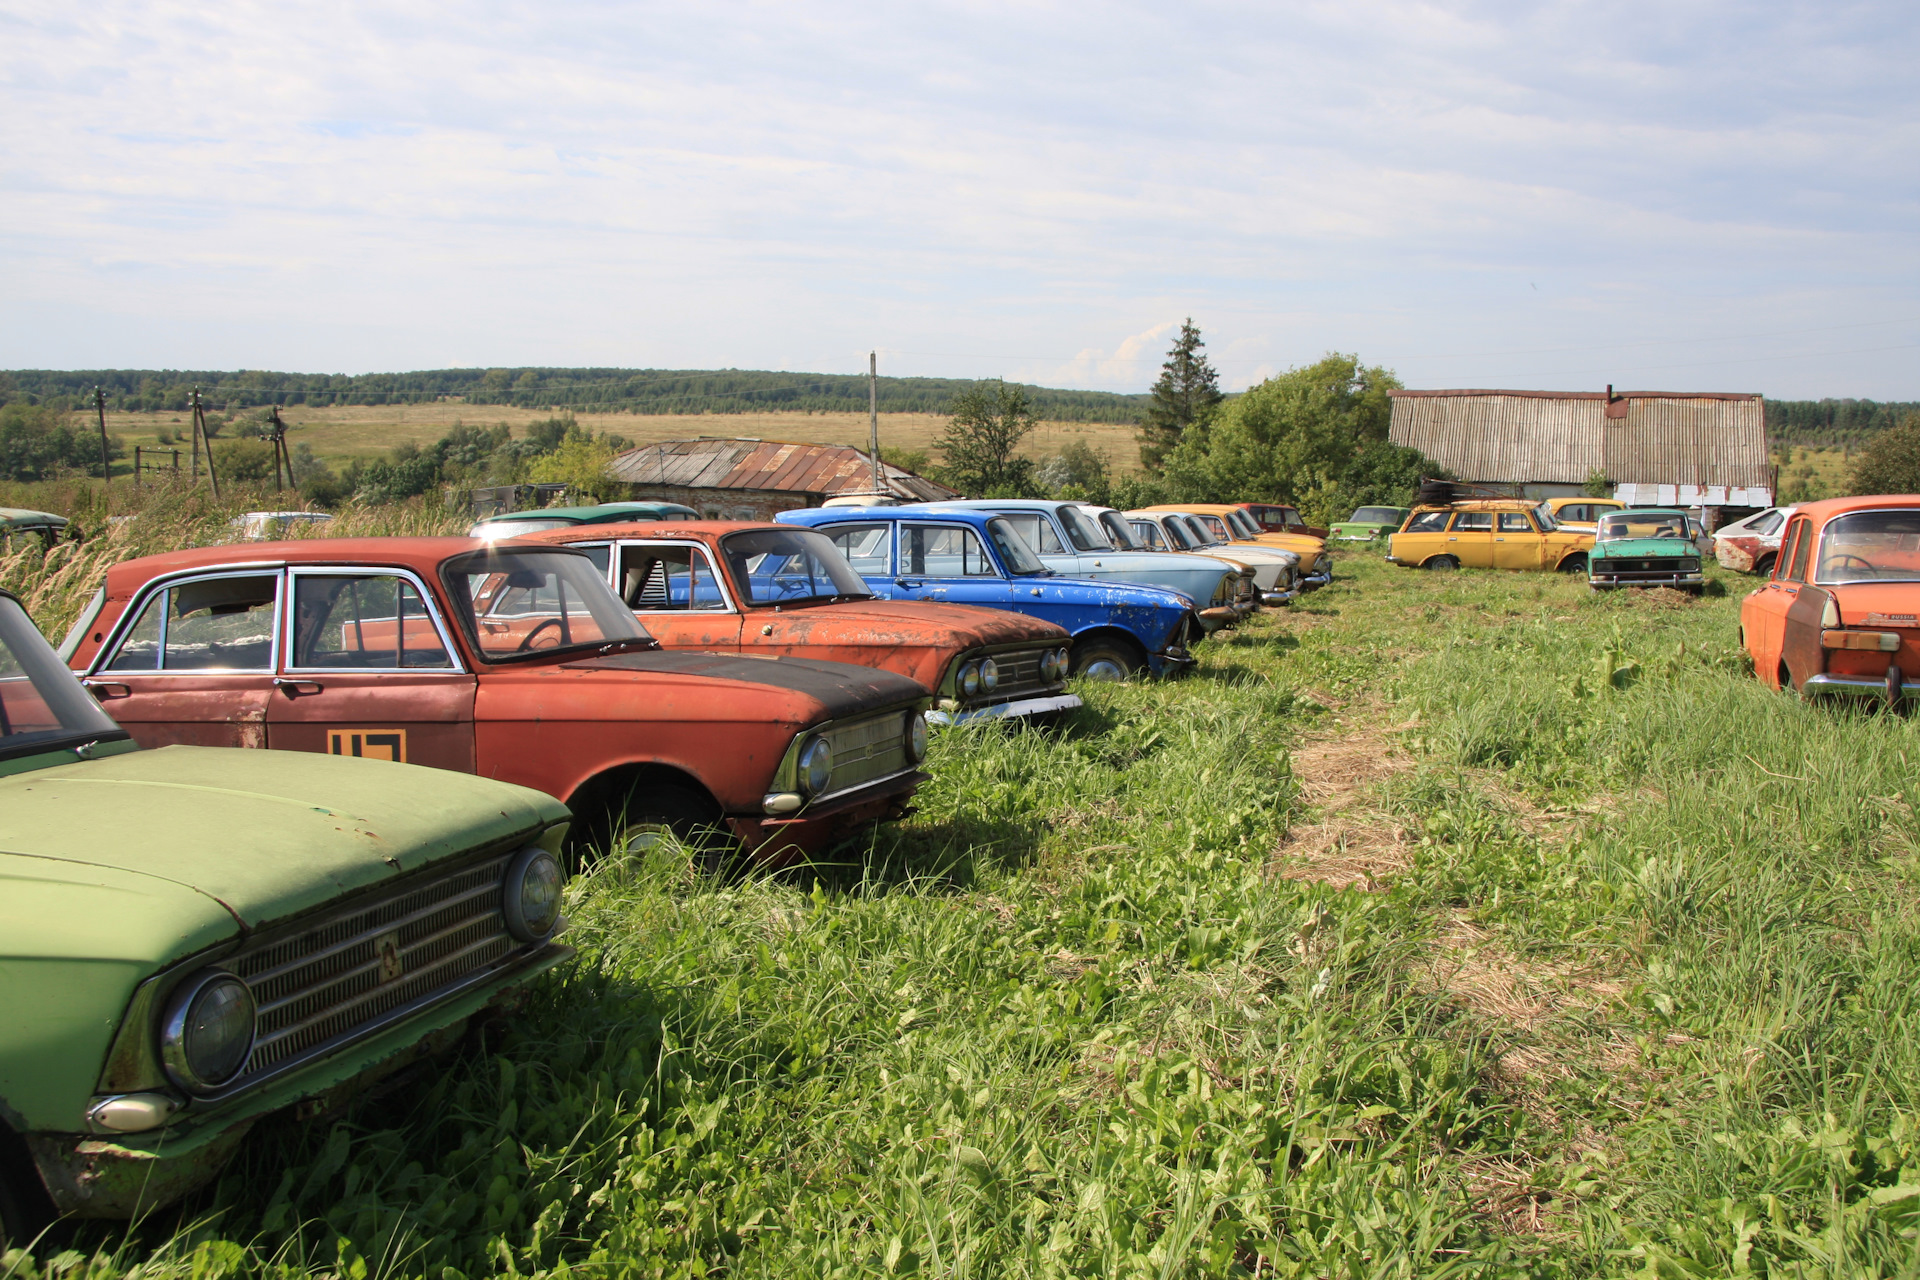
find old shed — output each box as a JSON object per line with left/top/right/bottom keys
{"left": 604, "top": 438, "right": 960, "bottom": 519}
{"left": 1388, "top": 389, "right": 1774, "bottom": 507}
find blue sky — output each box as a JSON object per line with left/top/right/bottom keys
{"left": 2, "top": 0, "right": 1915, "bottom": 397}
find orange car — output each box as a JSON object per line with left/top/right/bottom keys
{"left": 1741, "top": 495, "right": 1920, "bottom": 704}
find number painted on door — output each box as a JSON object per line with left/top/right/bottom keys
{"left": 328, "top": 729, "right": 407, "bottom": 762}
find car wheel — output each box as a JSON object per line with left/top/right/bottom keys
{"left": 1560, "top": 553, "right": 1588, "bottom": 574}
{"left": 0, "top": 1161, "right": 49, "bottom": 1256}
{"left": 608, "top": 783, "right": 736, "bottom": 873}
{"left": 1779, "top": 661, "right": 1797, "bottom": 694}
{"left": 1071, "top": 639, "right": 1138, "bottom": 681}
{"left": 1754, "top": 553, "right": 1777, "bottom": 576}
{"left": 1425, "top": 556, "right": 1459, "bottom": 572}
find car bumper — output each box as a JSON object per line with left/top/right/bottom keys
{"left": 1802, "top": 673, "right": 1920, "bottom": 702}
{"left": 1147, "top": 646, "right": 1198, "bottom": 678}
{"left": 743, "top": 769, "right": 928, "bottom": 861}
{"left": 1589, "top": 571, "right": 1704, "bottom": 589}
{"left": 26, "top": 941, "right": 573, "bottom": 1219}
{"left": 1260, "top": 587, "right": 1297, "bottom": 606}
{"left": 927, "top": 693, "right": 1084, "bottom": 726}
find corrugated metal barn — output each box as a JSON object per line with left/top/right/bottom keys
{"left": 1388, "top": 389, "right": 1774, "bottom": 507}
{"left": 604, "top": 438, "right": 959, "bottom": 519}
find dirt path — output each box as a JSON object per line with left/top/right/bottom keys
{"left": 1273, "top": 696, "right": 1418, "bottom": 890}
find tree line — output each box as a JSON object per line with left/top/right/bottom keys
{"left": 0, "top": 368, "right": 1148, "bottom": 424}
{"left": 1765, "top": 399, "right": 1920, "bottom": 450}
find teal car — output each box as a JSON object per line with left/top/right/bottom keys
{"left": 1587, "top": 508, "right": 1706, "bottom": 592}
{"left": 1328, "top": 506, "right": 1410, "bottom": 542}
{"left": 470, "top": 500, "right": 699, "bottom": 540}
{"left": 0, "top": 588, "right": 572, "bottom": 1241}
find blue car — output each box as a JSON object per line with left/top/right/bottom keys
{"left": 776, "top": 505, "right": 1201, "bottom": 680}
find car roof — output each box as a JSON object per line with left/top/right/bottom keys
{"left": 100, "top": 537, "right": 590, "bottom": 595}
{"left": 1547, "top": 496, "right": 1622, "bottom": 508}
{"left": 1409, "top": 499, "right": 1538, "bottom": 512}
{"left": 0, "top": 506, "right": 68, "bottom": 528}
{"left": 1784, "top": 495, "right": 1920, "bottom": 523}
{"left": 516, "top": 519, "right": 790, "bottom": 543}
{"left": 481, "top": 501, "right": 700, "bottom": 525}
{"left": 932, "top": 499, "right": 1065, "bottom": 511}
{"left": 1601, "top": 507, "right": 1687, "bottom": 517}
{"left": 780, "top": 504, "right": 996, "bottom": 525}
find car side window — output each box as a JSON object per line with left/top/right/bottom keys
{"left": 1497, "top": 512, "right": 1533, "bottom": 533}
{"left": 827, "top": 524, "right": 891, "bottom": 576}
{"left": 571, "top": 543, "right": 612, "bottom": 576}
{"left": 1785, "top": 519, "right": 1813, "bottom": 582}
{"left": 105, "top": 574, "right": 280, "bottom": 672}
{"left": 1131, "top": 520, "right": 1166, "bottom": 550}
{"left": 1404, "top": 511, "right": 1448, "bottom": 533}
{"left": 617, "top": 545, "right": 729, "bottom": 611}
{"left": 900, "top": 524, "right": 997, "bottom": 577}
{"left": 1561, "top": 504, "right": 1589, "bottom": 523}
{"left": 1451, "top": 512, "right": 1493, "bottom": 531}
{"left": 1752, "top": 511, "right": 1783, "bottom": 535}
{"left": 995, "top": 513, "right": 1064, "bottom": 555}
{"left": 291, "top": 574, "right": 454, "bottom": 669}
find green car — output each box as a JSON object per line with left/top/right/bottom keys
{"left": 0, "top": 589, "right": 572, "bottom": 1243}
{"left": 0, "top": 507, "right": 69, "bottom": 550}
{"left": 1587, "top": 508, "right": 1705, "bottom": 592}
{"left": 1327, "top": 506, "right": 1410, "bottom": 542}
{"left": 469, "top": 500, "right": 698, "bottom": 540}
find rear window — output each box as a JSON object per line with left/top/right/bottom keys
{"left": 1815, "top": 510, "right": 1920, "bottom": 585}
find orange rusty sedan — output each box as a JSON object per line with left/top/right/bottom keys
{"left": 516, "top": 520, "right": 1082, "bottom": 725}
{"left": 1741, "top": 495, "right": 1920, "bottom": 705}
{"left": 62, "top": 538, "right": 932, "bottom": 864}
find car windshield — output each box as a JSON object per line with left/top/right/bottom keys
{"left": 1178, "top": 516, "right": 1222, "bottom": 547}
{"left": 1533, "top": 504, "right": 1561, "bottom": 531}
{"left": 0, "top": 595, "right": 126, "bottom": 760}
{"left": 1098, "top": 510, "right": 1145, "bottom": 550}
{"left": 1059, "top": 505, "right": 1111, "bottom": 552}
{"left": 1351, "top": 507, "right": 1399, "bottom": 524}
{"left": 1597, "top": 512, "right": 1689, "bottom": 543}
{"left": 985, "top": 517, "right": 1048, "bottom": 575}
{"left": 443, "top": 547, "right": 651, "bottom": 662}
{"left": 720, "top": 528, "right": 873, "bottom": 605}
{"left": 1816, "top": 510, "right": 1920, "bottom": 584}
{"left": 1225, "top": 510, "right": 1262, "bottom": 538}
{"left": 1158, "top": 517, "right": 1197, "bottom": 550}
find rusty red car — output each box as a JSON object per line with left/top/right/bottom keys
{"left": 62, "top": 538, "right": 932, "bottom": 863}
{"left": 1741, "top": 496, "right": 1920, "bottom": 705}
{"left": 516, "top": 520, "right": 1083, "bottom": 725}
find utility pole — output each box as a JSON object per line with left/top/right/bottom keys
{"left": 868, "top": 350, "right": 882, "bottom": 496}
{"left": 189, "top": 389, "right": 202, "bottom": 480}
{"left": 269, "top": 406, "right": 290, "bottom": 493}
{"left": 93, "top": 387, "right": 112, "bottom": 489}
{"left": 189, "top": 388, "right": 221, "bottom": 498}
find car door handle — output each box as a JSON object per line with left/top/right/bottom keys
{"left": 273, "top": 678, "right": 323, "bottom": 696}
{"left": 894, "top": 578, "right": 923, "bottom": 588}
{"left": 83, "top": 681, "right": 131, "bottom": 700}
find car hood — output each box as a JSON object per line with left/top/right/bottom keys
{"left": 1594, "top": 538, "right": 1696, "bottom": 558}
{"left": 0, "top": 746, "right": 565, "bottom": 933}
{"left": 561, "top": 649, "right": 928, "bottom": 719}
{"left": 750, "top": 600, "right": 1067, "bottom": 649}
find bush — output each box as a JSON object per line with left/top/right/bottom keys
{"left": 1846, "top": 414, "right": 1920, "bottom": 495}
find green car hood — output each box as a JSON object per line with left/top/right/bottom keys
{"left": 0, "top": 745, "right": 565, "bottom": 933}
{"left": 1593, "top": 538, "right": 1696, "bottom": 560}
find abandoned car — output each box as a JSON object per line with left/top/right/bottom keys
{"left": 1587, "top": 509, "right": 1707, "bottom": 592}
{"left": 1386, "top": 500, "right": 1594, "bottom": 573}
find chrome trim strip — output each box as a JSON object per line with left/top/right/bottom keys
{"left": 1803, "top": 674, "right": 1919, "bottom": 700}
{"left": 282, "top": 566, "right": 467, "bottom": 674}
{"left": 928, "top": 693, "right": 1083, "bottom": 726}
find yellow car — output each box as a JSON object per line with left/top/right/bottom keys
{"left": 1138, "top": 503, "right": 1332, "bottom": 587}
{"left": 1541, "top": 496, "right": 1624, "bottom": 533}
{"left": 1386, "top": 500, "right": 1593, "bottom": 573}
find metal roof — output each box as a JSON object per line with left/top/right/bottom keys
{"left": 1388, "top": 390, "right": 1771, "bottom": 489}
{"left": 606, "top": 438, "right": 960, "bottom": 502}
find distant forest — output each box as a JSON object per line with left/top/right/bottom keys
{"left": 0, "top": 367, "right": 1150, "bottom": 424}
{"left": 1765, "top": 399, "right": 1920, "bottom": 450}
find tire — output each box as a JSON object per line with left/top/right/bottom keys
{"left": 1424, "top": 556, "right": 1459, "bottom": 572}
{"left": 1070, "top": 638, "right": 1139, "bottom": 681}
{"left": 1754, "top": 553, "right": 1777, "bottom": 577}
{"left": 1779, "top": 661, "right": 1797, "bottom": 694}
{"left": 1560, "top": 553, "right": 1588, "bottom": 575}
{"left": 0, "top": 1149, "right": 52, "bottom": 1256}
{"left": 604, "top": 783, "right": 736, "bottom": 873}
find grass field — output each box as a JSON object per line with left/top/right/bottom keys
{"left": 89, "top": 407, "right": 1145, "bottom": 477}
{"left": 8, "top": 522, "right": 1920, "bottom": 1278}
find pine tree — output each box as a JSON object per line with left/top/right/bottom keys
{"left": 1138, "top": 319, "right": 1224, "bottom": 474}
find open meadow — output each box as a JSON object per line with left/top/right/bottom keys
{"left": 7, "top": 517, "right": 1920, "bottom": 1278}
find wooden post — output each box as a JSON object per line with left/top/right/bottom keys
{"left": 189, "top": 389, "right": 201, "bottom": 479}
{"left": 269, "top": 406, "right": 286, "bottom": 492}
{"left": 190, "top": 389, "right": 221, "bottom": 497}
{"left": 94, "top": 387, "right": 111, "bottom": 488}
{"left": 134, "top": 445, "right": 141, "bottom": 490}
{"left": 868, "top": 350, "right": 882, "bottom": 496}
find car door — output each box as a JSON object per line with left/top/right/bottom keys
{"left": 83, "top": 570, "right": 281, "bottom": 748}
{"left": 896, "top": 522, "right": 1014, "bottom": 608}
{"left": 989, "top": 512, "right": 1083, "bottom": 576}
{"left": 1445, "top": 512, "right": 1495, "bottom": 567}
{"left": 1778, "top": 517, "right": 1832, "bottom": 691}
{"left": 824, "top": 522, "right": 896, "bottom": 597}
{"left": 1746, "top": 516, "right": 1810, "bottom": 688}
{"left": 264, "top": 569, "right": 479, "bottom": 771}
{"left": 1493, "top": 511, "right": 1547, "bottom": 570}
{"left": 612, "top": 540, "right": 743, "bottom": 651}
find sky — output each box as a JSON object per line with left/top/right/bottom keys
{"left": 2, "top": 0, "right": 1916, "bottom": 398}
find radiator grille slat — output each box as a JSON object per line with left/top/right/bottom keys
{"left": 823, "top": 712, "right": 910, "bottom": 794}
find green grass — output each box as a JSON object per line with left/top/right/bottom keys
{"left": 8, "top": 529, "right": 1920, "bottom": 1277}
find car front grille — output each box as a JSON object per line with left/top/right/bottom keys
{"left": 962, "top": 646, "right": 1061, "bottom": 707}
{"left": 222, "top": 852, "right": 523, "bottom": 1091}
{"left": 1598, "top": 558, "right": 1699, "bottom": 576}
{"left": 822, "top": 712, "right": 912, "bottom": 796}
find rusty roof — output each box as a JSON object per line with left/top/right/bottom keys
{"left": 1388, "top": 390, "right": 1770, "bottom": 489}
{"left": 606, "top": 438, "right": 960, "bottom": 502}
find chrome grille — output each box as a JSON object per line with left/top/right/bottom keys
{"left": 822, "top": 712, "right": 911, "bottom": 795}
{"left": 992, "top": 649, "right": 1046, "bottom": 695}
{"left": 226, "top": 853, "right": 517, "bottom": 1085}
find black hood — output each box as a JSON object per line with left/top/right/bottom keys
{"left": 562, "top": 650, "right": 927, "bottom": 719}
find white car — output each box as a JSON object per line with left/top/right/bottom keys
{"left": 1712, "top": 506, "right": 1795, "bottom": 575}
{"left": 230, "top": 511, "right": 334, "bottom": 541}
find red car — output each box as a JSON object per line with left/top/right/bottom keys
{"left": 1740, "top": 495, "right": 1920, "bottom": 705}
{"left": 517, "top": 520, "right": 1082, "bottom": 725}
{"left": 1235, "top": 503, "right": 1329, "bottom": 540}
{"left": 63, "top": 538, "right": 931, "bottom": 862}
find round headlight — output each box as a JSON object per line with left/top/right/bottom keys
{"left": 958, "top": 662, "right": 981, "bottom": 697}
{"left": 504, "top": 845, "right": 564, "bottom": 943}
{"left": 161, "top": 970, "right": 256, "bottom": 1093}
{"left": 800, "top": 736, "right": 834, "bottom": 794}
{"left": 979, "top": 658, "right": 999, "bottom": 692}
{"left": 906, "top": 711, "right": 929, "bottom": 762}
